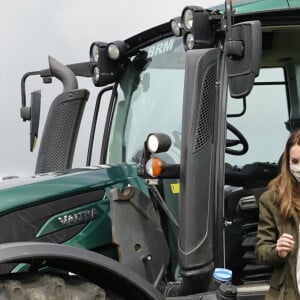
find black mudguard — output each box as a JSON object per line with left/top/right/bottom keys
{"left": 110, "top": 186, "right": 170, "bottom": 288}
{"left": 0, "top": 242, "right": 164, "bottom": 300}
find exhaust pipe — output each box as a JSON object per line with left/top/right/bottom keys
{"left": 48, "top": 55, "right": 78, "bottom": 91}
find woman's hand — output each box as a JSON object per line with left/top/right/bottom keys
{"left": 276, "top": 233, "right": 295, "bottom": 258}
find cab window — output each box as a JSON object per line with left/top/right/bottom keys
{"left": 226, "top": 67, "right": 289, "bottom": 168}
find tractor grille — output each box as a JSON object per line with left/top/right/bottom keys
{"left": 35, "top": 89, "right": 89, "bottom": 174}
{"left": 38, "top": 101, "right": 80, "bottom": 172}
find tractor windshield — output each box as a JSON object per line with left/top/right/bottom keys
{"left": 105, "top": 31, "right": 290, "bottom": 170}
{"left": 106, "top": 36, "right": 185, "bottom": 164}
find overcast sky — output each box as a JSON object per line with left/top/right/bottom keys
{"left": 0, "top": 0, "right": 223, "bottom": 178}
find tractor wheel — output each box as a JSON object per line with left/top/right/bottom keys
{"left": 0, "top": 273, "right": 120, "bottom": 300}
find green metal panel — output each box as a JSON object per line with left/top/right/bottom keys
{"left": 0, "top": 163, "right": 150, "bottom": 263}
{"left": 36, "top": 201, "right": 108, "bottom": 237}
{"left": 212, "top": 0, "right": 291, "bottom": 13}
{"left": 288, "top": 0, "right": 300, "bottom": 8}
{"left": 63, "top": 204, "right": 113, "bottom": 250}
{"left": 0, "top": 164, "right": 140, "bottom": 215}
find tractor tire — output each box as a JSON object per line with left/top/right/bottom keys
{"left": 0, "top": 273, "right": 120, "bottom": 300}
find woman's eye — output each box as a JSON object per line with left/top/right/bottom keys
{"left": 291, "top": 159, "right": 299, "bottom": 164}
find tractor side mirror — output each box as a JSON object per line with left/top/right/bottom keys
{"left": 29, "top": 91, "right": 41, "bottom": 151}
{"left": 20, "top": 90, "right": 41, "bottom": 152}
{"left": 226, "top": 20, "right": 262, "bottom": 98}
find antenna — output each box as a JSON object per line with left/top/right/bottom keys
{"left": 225, "top": 0, "right": 244, "bottom": 59}
{"left": 225, "top": 0, "right": 233, "bottom": 41}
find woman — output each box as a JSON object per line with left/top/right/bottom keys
{"left": 256, "top": 129, "right": 300, "bottom": 299}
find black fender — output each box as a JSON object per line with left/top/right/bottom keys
{"left": 0, "top": 242, "right": 164, "bottom": 300}
{"left": 110, "top": 186, "right": 170, "bottom": 287}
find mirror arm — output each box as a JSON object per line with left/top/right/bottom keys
{"left": 20, "top": 71, "right": 40, "bottom": 121}
{"left": 227, "top": 40, "right": 244, "bottom": 59}
{"left": 227, "top": 97, "right": 247, "bottom": 118}
{"left": 225, "top": 0, "right": 233, "bottom": 39}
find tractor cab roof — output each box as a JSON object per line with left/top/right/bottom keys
{"left": 212, "top": 0, "right": 298, "bottom": 13}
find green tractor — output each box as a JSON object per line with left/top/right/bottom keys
{"left": 0, "top": 0, "right": 299, "bottom": 298}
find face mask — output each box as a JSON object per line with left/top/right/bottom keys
{"left": 290, "top": 164, "right": 300, "bottom": 182}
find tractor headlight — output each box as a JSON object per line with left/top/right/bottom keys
{"left": 107, "top": 44, "right": 120, "bottom": 60}
{"left": 146, "top": 133, "right": 171, "bottom": 154}
{"left": 185, "top": 33, "right": 195, "bottom": 50}
{"left": 180, "top": 6, "right": 214, "bottom": 50}
{"left": 91, "top": 44, "right": 100, "bottom": 63}
{"left": 107, "top": 40, "right": 128, "bottom": 60}
{"left": 183, "top": 8, "right": 193, "bottom": 30}
{"left": 89, "top": 40, "right": 128, "bottom": 87}
{"left": 92, "top": 66, "right": 100, "bottom": 84}
{"left": 147, "top": 135, "right": 160, "bottom": 153}
{"left": 138, "top": 132, "right": 177, "bottom": 179}
{"left": 170, "top": 17, "right": 182, "bottom": 37}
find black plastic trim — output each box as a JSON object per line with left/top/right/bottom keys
{"left": 0, "top": 189, "right": 105, "bottom": 244}
{"left": 100, "top": 83, "right": 118, "bottom": 164}
{"left": 125, "top": 22, "right": 173, "bottom": 56}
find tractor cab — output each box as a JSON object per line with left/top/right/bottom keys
{"left": 13, "top": 1, "right": 300, "bottom": 299}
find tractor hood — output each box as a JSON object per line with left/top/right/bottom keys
{"left": 0, "top": 163, "right": 140, "bottom": 215}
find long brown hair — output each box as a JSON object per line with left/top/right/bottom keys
{"left": 268, "top": 129, "right": 300, "bottom": 219}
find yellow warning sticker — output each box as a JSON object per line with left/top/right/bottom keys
{"left": 170, "top": 183, "right": 180, "bottom": 194}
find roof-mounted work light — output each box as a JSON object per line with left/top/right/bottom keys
{"left": 181, "top": 6, "right": 214, "bottom": 50}
{"left": 183, "top": 8, "right": 194, "bottom": 30}
{"left": 185, "top": 33, "right": 195, "bottom": 50}
{"left": 170, "top": 17, "right": 182, "bottom": 37}
{"left": 89, "top": 40, "right": 129, "bottom": 87}
{"left": 107, "top": 40, "right": 128, "bottom": 60}
{"left": 91, "top": 43, "right": 101, "bottom": 64}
